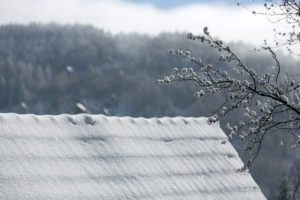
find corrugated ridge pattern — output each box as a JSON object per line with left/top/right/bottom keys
{"left": 0, "top": 114, "right": 266, "bottom": 200}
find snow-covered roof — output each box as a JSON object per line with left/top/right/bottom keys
{"left": 0, "top": 114, "right": 266, "bottom": 200}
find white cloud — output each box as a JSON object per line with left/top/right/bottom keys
{"left": 0, "top": 0, "right": 280, "bottom": 46}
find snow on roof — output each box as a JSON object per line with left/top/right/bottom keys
{"left": 0, "top": 114, "right": 266, "bottom": 200}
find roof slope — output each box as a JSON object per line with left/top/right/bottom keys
{"left": 0, "top": 114, "right": 266, "bottom": 200}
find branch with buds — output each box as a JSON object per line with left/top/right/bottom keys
{"left": 158, "top": 27, "right": 300, "bottom": 171}
{"left": 237, "top": 0, "right": 300, "bottom": 56}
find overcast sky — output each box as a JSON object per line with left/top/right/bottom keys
{"left": 0, "top": 0, "right": 280, "bottom": 46}
{"left": 125, "top": 0, "right": 265, "bottom": 9}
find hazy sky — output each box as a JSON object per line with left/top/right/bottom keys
{"left": 0, "top": 0, "right": 280, "bottom": 46}
{"left": 125, "top": 0, "right": 265, "bottom": 9}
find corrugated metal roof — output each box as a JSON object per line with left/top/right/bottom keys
{"left": 0, "top": 114, "right": 266, "bottom": 200}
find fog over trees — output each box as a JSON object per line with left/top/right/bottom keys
{"left": 0, "top": 23, "right": 299, "bottom": 199}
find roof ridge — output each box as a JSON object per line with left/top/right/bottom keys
{"left": 0, "top": 113, "right": 208, "bottom": 120}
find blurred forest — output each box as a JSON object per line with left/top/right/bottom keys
{"left": 0, "top": 23, "right": 299, "bottom": 199}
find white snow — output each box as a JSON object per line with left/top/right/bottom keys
{"left": 0, "top": 113, "right": 266, "bottom": 199}
{"left": 75, "top": 103, "right": 88, "bottom": 113}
